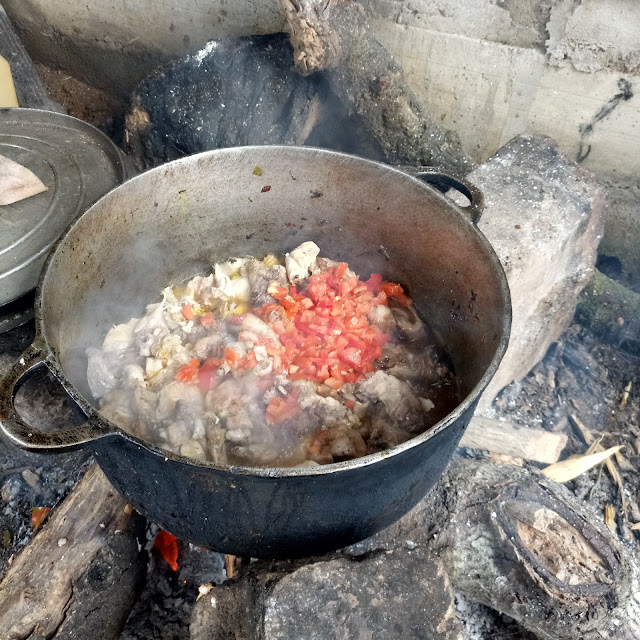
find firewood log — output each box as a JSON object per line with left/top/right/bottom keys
{"left": 280, "top": 0, "right": 473, "bottom": 173}
{"left": 0, "top": 464, "right": 146, "bottom": 640}
{"left": 434, "top": 459, "right": 640, "bottom": 640}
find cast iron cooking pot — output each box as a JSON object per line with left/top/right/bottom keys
{"left": 0, "top": 147, "right": 510, "bottom": 557}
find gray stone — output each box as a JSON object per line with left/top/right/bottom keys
{"left": 263, "top": 551, "right": 462, "bottom": 640}
{"left": 469, "top": 134, "right": 604, "bottom": 409}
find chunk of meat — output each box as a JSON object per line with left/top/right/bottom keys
{"left": 102, "top": 319, "right": 137, "bottom": 351}
{"left": 205, "top": 378, "right": 244, "bottom": 415}
{"left": 192, "top": 334, "right": 224, "bottom": 360}
{"left": 356, "top": 370, "right": 424, "bottom": 433}
{"left": 87, "top": 348, "right": 136, "bottom": 399}
{"left": 378, "top": 342, "right": 439, "bottom": 384}
{"left": 389, "top": 304, "right": 426, "bottom": 339}
{"left": 291, "top": 380, "right": 349, "bottom": 425}
{"left": 134, "top": 304, "right": 169, "bottom": 356}
{"left": 245, "top": 260, "right": 288, "bottom": 306}
{"left": 156, "top": 381, "right": 203, "bottom": 422}
{"left": 241, "top": 313, "right": 279, "bottom": 342}
{"left": 214, "top": 264, "right": 251, "bottom": 301}
{"left": 368, "top": 305, "right": 396, "bottom": 333}
{"left": 99, "top": 390, "right": 135, "bottom": 429}
{"left": 285, "top": 241, "right": 320, "bottom": 285}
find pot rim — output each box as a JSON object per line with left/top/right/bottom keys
{"left": 33, "top": 145, "right": 512, "bottom": 478}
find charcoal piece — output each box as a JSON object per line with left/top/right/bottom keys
{"left": 126, "top": 34, "right": 325, "bottom": 169}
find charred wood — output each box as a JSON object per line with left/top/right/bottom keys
{"left": 280, "top": 0, "right": 473, "bottom": 173}
{"left": 0, "top": 464, "right": 147, "bottom": 640}
{"left": 577, "top": 269, "right": 640, "bottom": 356}
{"left": 434, "top": 459, "right": 640, "bottom": 640}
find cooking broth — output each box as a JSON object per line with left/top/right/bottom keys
{"left": 86, "top": 242, "right": 459, "bottom": 467}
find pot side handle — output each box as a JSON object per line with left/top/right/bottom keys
{"left": 414, "top": 169, "right": 484, "bottom": 224}
{"left": 0, "top": 341, "right": 115, "bottom": 452}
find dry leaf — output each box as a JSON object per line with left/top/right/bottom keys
{"left": 630, "top": 522, "right": 640, "bottom": 531}
{"left": 604, "top": 504, "right": 617, "bottom": 534}
{"left": 0, "top": 153, "right": 48, "bottom": 205}
{"left": 542, "top": 445, "right": 624, "bottom": 483}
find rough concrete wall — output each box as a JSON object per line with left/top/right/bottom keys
{"left": 2, "top": 0, "right": 285, "bottom": 95}
{"left": 368, "top": 0, "right": 640, "bottom": 180}
{"left": 547, "top": 0, "right": 640, "bottom": 74}
{"left": 371, "top": 0, "right": 555, "bottom": 49}
{"left": 370, "top": 0, "right": 640, "bottom": 74}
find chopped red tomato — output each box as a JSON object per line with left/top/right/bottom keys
{"left": 154, "top": 530, "right": 178, "bottom": 571}
{"left": 182, "top": 304, "right": 194, "bottom": 321}
{"left": 365, "top": 273, "right": 383, "bottom": 293}
{"left": 200, "top": 312, "right": 215, "bottom": 328}
{"left": 345, "top": 400, "right": 356, "bottom": 410}
{"left": 198, "top": 357, "right": 222, "bottom": 392}
{"left": 334, "top": 262, "right": 349, "bottom": 279}
{"left": 224, "top": 347, "right": 243, "bottom": 367}
{"left": 266, "top": 390, "right": 301, "bottom": 425}
{"left": 31, "top": 506, "right": 51, "bottom": 531}
{"left": 243, "top": 351, "right": 258, "bottom": 370}
{"left": 382, "top": 282, "right": 413, "bottom": 306}
{"left": 176, "top": 358, "right": 200, "bottom": 383}
{"left": 250, "top": 262, "right": 405, "bottom": 389}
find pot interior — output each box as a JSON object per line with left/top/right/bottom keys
{"left": 39, "top": 147, "right": 509, "bottom": 416}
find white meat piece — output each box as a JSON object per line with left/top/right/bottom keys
{"left": 132, "top": 387, "right": 156, "bottom": 424}
{"left": 368, "top": 305, "right": 396, "bottom": 334}
{"left": 86, "top": 319, "right": 140, "bottom": 398}
{"left": 156, "top": 381, "right": 203, "bottom": 422}
{"left": 145, "top": 357, "right": 164, "bottom": 379}
{"left": 205, "top": 378, "right": 243, "bottom": 415}
{"left": 241, "top": 313, "right": 278, "bottom": 342}
{"left": 134, "top": 303, "right": 168, "bottom": 356}
{"left": 215, "top": 257, "right": 248, "bottom": 278}
{"left": 102, "top": 319, "right": 138, "bottom": 351}
{"left": 356, "top": 370, "right": 423, "bottom": 424}
{"left": 86, "top": 348, "right": 133, "bottom": 399}
{"left": 99, "top": 390, "right": 134, "bottom": 428}
{"left": 214, "top": 264, "right": 251, "bottom": 301}
{"left": 192, "top": 334, "right": 224, "bottom": 360}
{"left": 292, "top": 380, "right": 349, "bottom": 424}
{"left": 285, "top": 241, "right": 320, "bottom": 285}
{"left": 123, "top": 364, "right": 146, "bottom": 387}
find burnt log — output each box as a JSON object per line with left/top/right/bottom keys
{"left": 0, "top": 464, "right": 147, "bottom": 640}
{"left": 432, "top": 460, "right": 640, "bottom": 640}
{"left": 190, "top": 457, "right": 640, "bottom": 640}
{"left": 279, "top": 0, "right": 473, "bottom": 173}
{"left": 125, "top": 33, "right": 386, "bottom": 170}
{"left": 577, "top": 268, "right": 640, "bottom": 356}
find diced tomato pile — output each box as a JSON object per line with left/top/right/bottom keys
{"left": 175, "top": 260, "right": 412, "bottom": 401}
{"left": 253, "top": 262, "right": 410, "bottom": 389}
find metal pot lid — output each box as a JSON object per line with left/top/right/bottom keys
{"left": 0, "top": 108, "right": 132, "bottom": 306}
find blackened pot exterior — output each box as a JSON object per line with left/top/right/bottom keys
{"left": 0, "top": 146, "right": 510, "bottom": 557}
{"left": 94, "top": 401, "right": 472, "bottom": 557}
